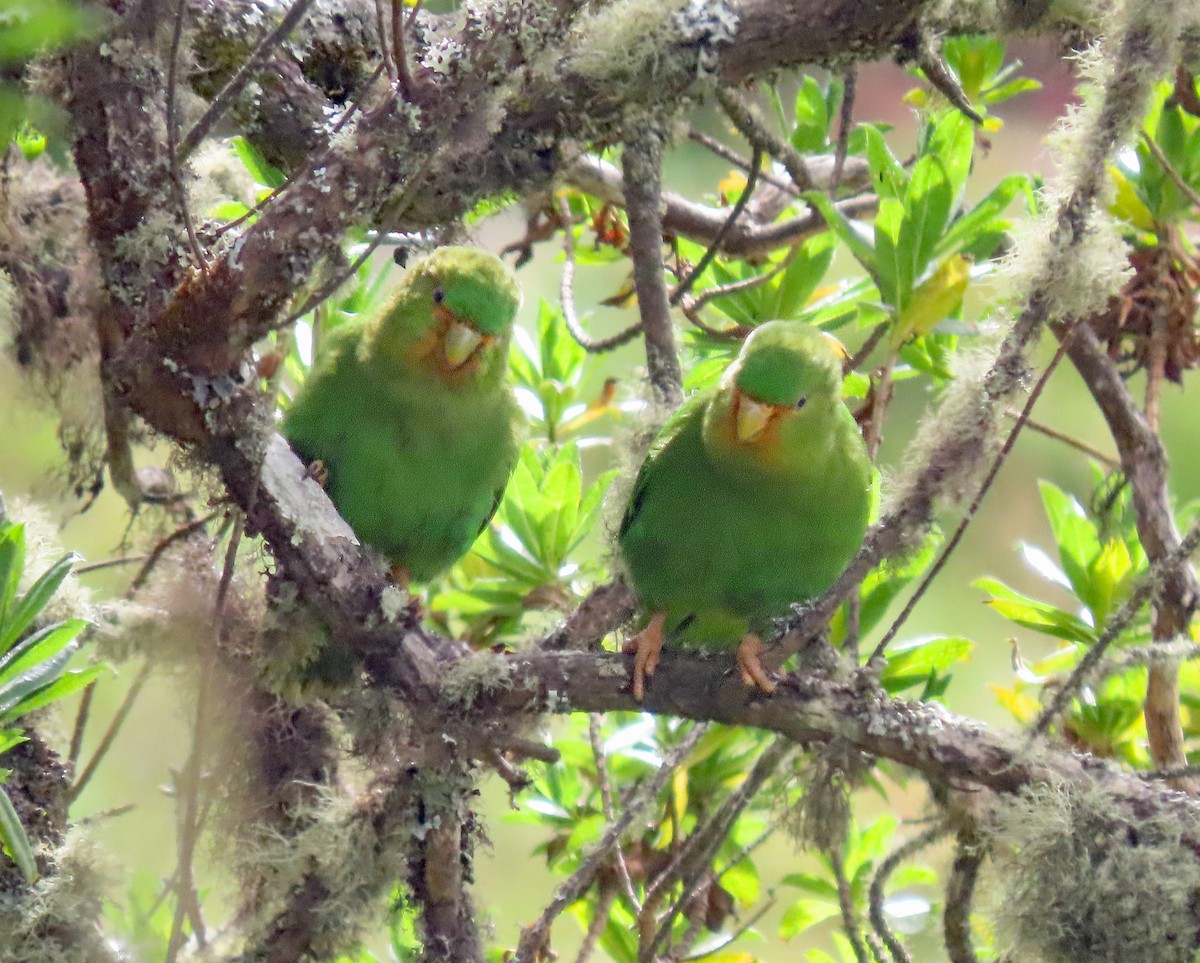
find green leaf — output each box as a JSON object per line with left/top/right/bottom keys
{"left": 0, "top": 523, "right": 26, "bottom": 631}
{"left": 0, "top": 787, "right": 36, "bottom": 883}
{"left": 937, "top": 173, "right": 1030, "bottom": 256}
{"left": 770, "top": 232, "right": 836, "bottom": 320}
{"left": 0, "top": 638, "right": 82, "bottom": 721}
{"left": 897, "top": 156, "right": 954, "bottom": 296}
{"left": 974, "top": 577, "right": 1099, "bottom": 645}
{"left": 0, "top": 552, "right": 79, "bottom": 653}
{"left": 862, "top": 126, "right": 908, "bottom": 200}
{"left": 803, "top": 191, "right": 877, "bottom": 280}
{"left": 0, "top": 619, "right": 87, "bottom": 684}
{"left": 0, "top": 665, "right": 101, "bottom": 722}
{"left": 1038, "top": 481, "right": 1103, "bottom": 614}
{"left": 791, "top": 76, "right": 831, "bottom": 153}
{"left": 872, "top": 197, "right": 905, "bottom": 306}
{"left": 232, "top": 136, "right": 285, "bottom": 189}
{"left": 881, "top": 636, "right": 973, "bottom": 693}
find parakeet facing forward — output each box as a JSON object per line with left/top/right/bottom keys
{"left": 618, "top": 321, "right": 872, "bottom": 699}
{"left": 283, "top": 246, "right": 523, "bottom": 583}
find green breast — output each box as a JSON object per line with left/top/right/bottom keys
{"left": 283, "top": 331, "right": 521, "bottom": 581}
{"left": 618, "top": 400, "right": 871, "bottom": 648}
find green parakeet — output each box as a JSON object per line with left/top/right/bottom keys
{"left": 618, "top": 321, "right": 872, "bottom": 699}
{"left": 283, "top": 246, "right": 523, "bottom": 583}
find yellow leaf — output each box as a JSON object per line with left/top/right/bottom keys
{"left": 892, "top": 253, "right": 972, "bottom": 348}
{"left": 989, "top": 683, "right": 1039, "bottom": 723}
{"left": 1108, "top": 165, "right": 1157, "bottom": 232}
{"left": 718, "top": 169, "right": 748, "bottom": 202}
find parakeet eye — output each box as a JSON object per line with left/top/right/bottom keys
{"left": 795, "top": 397, "right": 808, "bottom": 410}
{"left": 432, "top": 286, "right": 445, "bottom": 304}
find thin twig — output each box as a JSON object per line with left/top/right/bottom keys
{"left": 74, "top": 554, "right": 150, "bottom": 574}
{"left": 589, "top": 715, "right": 641, "bottom": 910}
{"left": 681, "top": 245, "right": 795, "bottom": 314}
{"left": 67, "top": 661, "right": 153, "bottom": 804}
{"left": 868, "top": 823, "right": 947, "bottom": 963}
{"left": 67, "top": 682, "right": 94, "bottom": 773}
{"left": 513, "top": 725, "right": 708, "bottom": 963}
{"left": 623, "top": 134, "right": 683, "bottom": 406}
{"left": 181, "top": 0, "right": 318, "bottom": 159}
{"left": 571, "top": 885, "right": 617, "bottom": 963}
{"left": 867, "top": 330, "right": 1074, "bottom": 666}
{"left": 686, "top": 128, "right": 796, "bottom": 194}
{"left": 716, "top": 88, "right": 812, "bottom": 191}
{"left": 643, "top": 739, "right": 795, "bottom": 962}
{"left": 831, "top": 68, "right": 857, "bottom": 194}
{"left": 391, "top": 0, "right": 414, "bottom": 98}
{"left": 166, "top": 0, "right": 206, "bottom": 266}
{"left": 558, "top": 195, "right": 643, "bottom": 352}
{"left": 943, "top": 827, "right": 983, "bottom": 963}
{"left": 831, "top": 847, "right": 871, "bottom": 963}
{"left": 844, "top": 320, "right": 889, "bottom": 375}
{"left": 670, "top": 148, "right": 762, "bottom": 307}
{"left": 681, "top": 898, "right": 775, "bottom": 962}
{"left": 1009, "top": 411, "right": 1120, "bottom": 468}
{"left": 127, "top": 513, "right": 218, "bottom": 595}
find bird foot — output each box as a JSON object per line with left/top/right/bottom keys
{"left": 389, "top": 565, "right": 413, "bottom": 592}
{"left": 737, "top": 633, "right": 777, "bottom": 694}
{"left": 304, "top": 459, "right": 329, "bottom": 488}
{"left": 622, "top": 611, "right": 666, "bottom": 701}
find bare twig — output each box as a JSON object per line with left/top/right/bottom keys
{"left": 643, "top": 739, "right": 795, "bottom": 962}
{"left": 623, "top": 134, "right": 683, "bottom": 406}
{"left": 181, "top": 0, "right": 319, "bottom": 159}
{"left": 943, "top": 827, "right": 983, "bottom": 963}
{"left": 830, "top": 847, "right": 871, "bottom": 963}
{"left": 513, "top": 725, "right": 708, "bottom": 963}
{"left": 566, "top": 154, "right": 878, "bottom": 259}
{"left": 67, "top": 661, "right": 153, "bottom": 804}
{"left": 716, "top": 88, "right": 812, "bottom": 192}
{"left": 392, "top": 0, "right": 415, "bottom": 99}
{"left": 166, "top": 0, "right": 206, "bottom": 266}
{"left": 867, "top": 331, "right": 1073, "bottom": 665}
{"left": 1009, "top": 411, "right": 1120, "bottom": 468}
{"left": 831, "top": 68, "right": 857, "bottom": 194}
{"left": 588, "top": 715, "right": 640, "bottom": 910}
{"left": 686, "top": 128, "right": 796, "bottom": 194}
{"left": 557, "top": 195, "right": 643, "bottom": 352}
{"left": 868, "top": 822, "right": 948, "bottom": 963}
{"left": 670, "top": 148, "right": 763, "bottom": 306}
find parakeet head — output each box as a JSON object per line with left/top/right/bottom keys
{"left": 370, "top": 246, "right": 521, "bottom": 386}
{"left": 704, "top": 321, "right": 848, "bottom": 466}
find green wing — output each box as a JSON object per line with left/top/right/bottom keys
{"left": 619, "top": 392, "right": 710, "bottom": 541}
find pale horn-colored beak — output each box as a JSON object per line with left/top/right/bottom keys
{"left": 736, "top": 394, "right": 774, "bottom": 442}
{"left": 444, "top": 320, "right": 485, "bottom": 368}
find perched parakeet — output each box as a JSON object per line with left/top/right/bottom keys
{"left": 283, "top": 246, "right": 523, "bottom": 583}
{"left": 618, "top": 321, "right": 872, "bottom": 699}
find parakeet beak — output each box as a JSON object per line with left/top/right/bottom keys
{"left": 443, "top": 320, "right": 486, "bottom": 369}
{"left": 736, "top": 393, "right": 775, "bottom": 442}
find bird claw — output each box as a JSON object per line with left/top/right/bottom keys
{"left": 623, "top": 611, "right": 666, "bottom": 701}
{"left": 305, "top": 459, "right": 329, "bottom": 488}
{"left": 737, "top": 633, "right": 777, "bottom": 694}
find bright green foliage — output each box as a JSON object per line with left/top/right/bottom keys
{"left": 1111, "top": 79, "right": 1200, "bottom": 232}
{"left": 509, "top": 301, "right": 622, "bottom": 444}
{"left": 0, "top": 0, "right": 101, "bottom": 159}
{"left": 283, "top": 247, "right": 524, "bottom": 582}
{"left": 0, "top": 519, "right": 99, "bottom": 882}
{"left": 431, "top": 441, "right": 617, "bottom": 643}
{"left": 979, "top": 474, "right": 1178, "bottom": 762}
{"left": 936, "top": 36, "right": 1043, "bottom": 112}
